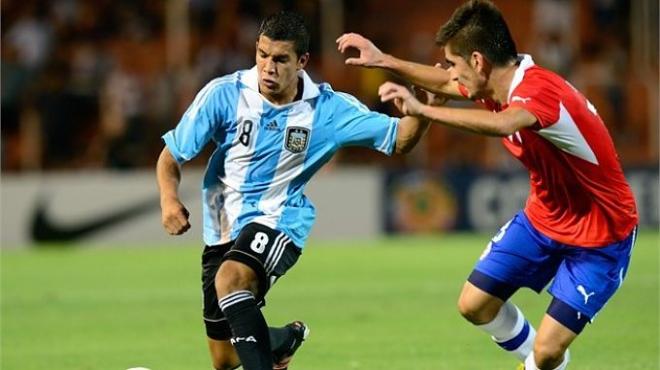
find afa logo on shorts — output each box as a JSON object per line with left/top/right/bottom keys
{"left": 285, "top": 127, "right": 310, "bottom": 153}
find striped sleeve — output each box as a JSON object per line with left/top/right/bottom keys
{"left": 162, "top": 76, "right": 236, "bottom": 163}
{"left": 332, "top": 92, "right": 399, "bottom": 156}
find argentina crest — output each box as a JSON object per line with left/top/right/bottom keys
{"left": 284, "top": 127, "right": 310, "bottom": 153}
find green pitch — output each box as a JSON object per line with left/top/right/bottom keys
{"left": 2, "top": 231, "right": 658, "bottom": 370}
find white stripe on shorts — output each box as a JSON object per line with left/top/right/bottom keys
{"left": 265, "top": 233, "right": 289, "bottom": 274}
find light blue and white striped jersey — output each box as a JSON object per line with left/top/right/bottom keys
{"left": 163, "top": 66, "right": 398, "bottom": 248}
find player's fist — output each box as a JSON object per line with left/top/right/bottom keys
{"left": 160, "top": 197, "right": 191, "bottom": 235}
{"left": 336, "top": 33, "right": 385, "bottom": 68}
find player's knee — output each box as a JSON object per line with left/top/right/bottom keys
{"left": 457, "top": 296, "right": 491, "bottom": 324}
{"left": 533, "top": 338, "right": 566, "bottom": 368}
{"left": 457, "top": 281, "right": 504, "bottom": 324}
{"left": 215, "top": 260, "right": 258, "bottom": 298}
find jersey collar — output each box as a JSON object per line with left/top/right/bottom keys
{"left": 241, "top": 66, "right": 321, "bottom": 102}
{"left": 506, "top": 54, "right": 535, "bottom": 104}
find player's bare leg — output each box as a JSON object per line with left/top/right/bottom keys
{"left": 458, "top": 281, "right": 505, "bottom": 324}
{"left": 216, "top": 260, "right": 272, "bottom": 370}
{"left": 207, "top": 338, "right": 241, "bottom": 370}
{"left": 524, "top": 314, "right": 576, "bottom": 370}
{"left": 458, "top": 280, "right": 536, "bottom": 362}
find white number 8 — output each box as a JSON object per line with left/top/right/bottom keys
{"left": 250, "top": 232, "right": 269, "bottom": 254}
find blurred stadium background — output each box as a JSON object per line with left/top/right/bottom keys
{"left": 1, "top": 1, "right": 658, "bottom": 369}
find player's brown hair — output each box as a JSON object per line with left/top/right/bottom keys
{"left": 258, "top": 11, "right": 310, "bottom": 57}
{"left": 436, "top": 0, "right": 517, "bottom": 66}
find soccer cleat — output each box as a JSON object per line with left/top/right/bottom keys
{"left": 272, "top": 321, "right": 310, "bottom": 370}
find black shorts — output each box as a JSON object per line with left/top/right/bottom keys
{"left": 202, "top": 222, "right": 301, "bottom": 340}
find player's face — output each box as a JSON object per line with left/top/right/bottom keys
{"left": 444, "top": 45, "right": 487, "bottom": 99}
{"left": 256, "top": 35, "right": 309, "bottom": 103}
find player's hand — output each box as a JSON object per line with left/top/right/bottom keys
{"left": 336, "top": 33, "right": 385, "bottom": 68}
{"left": 418, "top": 88, "right": 449, "bottom": 107}
{"left": 378, "top": 81, "right": 424, "bottom": 116}
{"left": 412, "top": 85, "right": 447, "bottom": 107}
{"left": 160, "top": 196, "right": 191, "bottom": 235}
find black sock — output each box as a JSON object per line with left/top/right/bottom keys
{"left": 269, "top": 326, "right": 295, "bottom": 358}
{"left": 219, "top": 291, "right": 272, "bottom": 370}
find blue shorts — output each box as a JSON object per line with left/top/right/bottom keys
{"left": 473, "top": 211, "right": 637, "bottom": 320}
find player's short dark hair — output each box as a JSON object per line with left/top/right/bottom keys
{"left": 258, "top": 11, "right": 310, "bottom": 57}
{"left": 435, "top": 0, "right": 517, "bottom": 66}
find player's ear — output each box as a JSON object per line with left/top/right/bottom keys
{"left": 470, "top": 51, "right": 480, "bottom": 70}
{"left": 471, "top": 51, "right": 489, "bottom": 74}
{"left": 297, "top": 52, "right": 309, "bottom": 70}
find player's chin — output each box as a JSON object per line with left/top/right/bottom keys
{"left": 260, "top": 81, "right": 280, "bottom": 93}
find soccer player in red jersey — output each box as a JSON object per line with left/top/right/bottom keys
{"left": 337, "top": 1, "right": 638, "bottom": 369}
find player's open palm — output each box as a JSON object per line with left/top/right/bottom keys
{"left": 161, "top": 197, "right": 191, "bottom": 235}
{"left": 378, "top": 82, "right": 423, "bottom": 117}
{"left": 336, "top": 33, "right": 384, "bottom": 68}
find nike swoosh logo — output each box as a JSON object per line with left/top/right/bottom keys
{"left": 30, "top": 196, "right": 161, "bottom": 243}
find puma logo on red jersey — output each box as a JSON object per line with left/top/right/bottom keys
{"left": 511, "top": 96, "right": 531, "bottom": 104}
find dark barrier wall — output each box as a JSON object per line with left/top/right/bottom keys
{"left": 384, "top": 166, "right": 659, "bottom": 234}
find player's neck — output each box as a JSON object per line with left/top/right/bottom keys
{"left": 265, "top": 77, "right": 304, "bottom": 106}
{"left": 488, "top": 61, "right": 518, "bottom": 104}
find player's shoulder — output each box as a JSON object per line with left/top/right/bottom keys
{"left": 319, "top": 85, "right": 370, "bottom": 112}
{"left": 315, "top": 81, "right": 338, "bottom": 98}
{"left": 516, "top": 64, "right": 591, "bottom": 108}
{"left": 199, "top": 70, "right": 244, "bottom": 95}
{"left": 314, "top": 81, "right": 348, "bottom": 99}
{"left": 509, "top": 64, "right": 571, "bottom": 109}
{"left": 518, "top": 64, "right": 567, "bottom": 91}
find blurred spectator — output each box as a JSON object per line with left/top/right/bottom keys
{"left": 571, "top": 38, "right": 627, "bottom": 135}
{"left": 591, "top": 0, "right": 628, "bottom": 34}
{"left": 531, "top": 0, "right": 576, "bottom": 77}
{"left": 98, "top": 66, "right": 147, "bottom": 168}
{"left": 5, "top": 2, "right": 54, "bottom": 71}
{"left": 32, "top": 57, "right": 99, "bottom": 168}
{"left": 0, "top": 0, "right": 657, "bottom": 173}
{"left": 1, "top": 43, "right": 29, "bottom": 170}
{"left": 535, "top": 31, "right": 573, "bottom": 78}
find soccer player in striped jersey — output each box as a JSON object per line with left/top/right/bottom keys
{"left": 156, "top": 11, "right": 429, "bottom": 370}
{"left": 337, "top": 1, "right": 638, "bottom": 369}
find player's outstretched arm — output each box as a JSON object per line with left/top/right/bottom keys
{"left": 379, "top": 82, "right": 536, "bottom": 137}
{"left": 393, "top": 87, "right": 445, "bottom": 154}
{"left": 395, "top": 115, "right": 430, "bottom": 154}
{"left": 156, "top": 147, "right": 191, "bottom": 235}
{"left": 336, "top": 33, "right": 464, "bottom": 99}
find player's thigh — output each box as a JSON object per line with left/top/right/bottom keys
{"left": 222, "top": 222, "right": 301, "bottom": 300}
{"left": 215, "top": 259, "right": 260, "bottom": 296}
{"left": 548, "top": 226, "right": 637, "bottom": 323}
{"left": 470, "top": 211, "right": 561, "bottom": 295}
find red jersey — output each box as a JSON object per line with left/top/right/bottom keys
{"left": 461, "top": 54, "right": 638, "bottom": 247}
